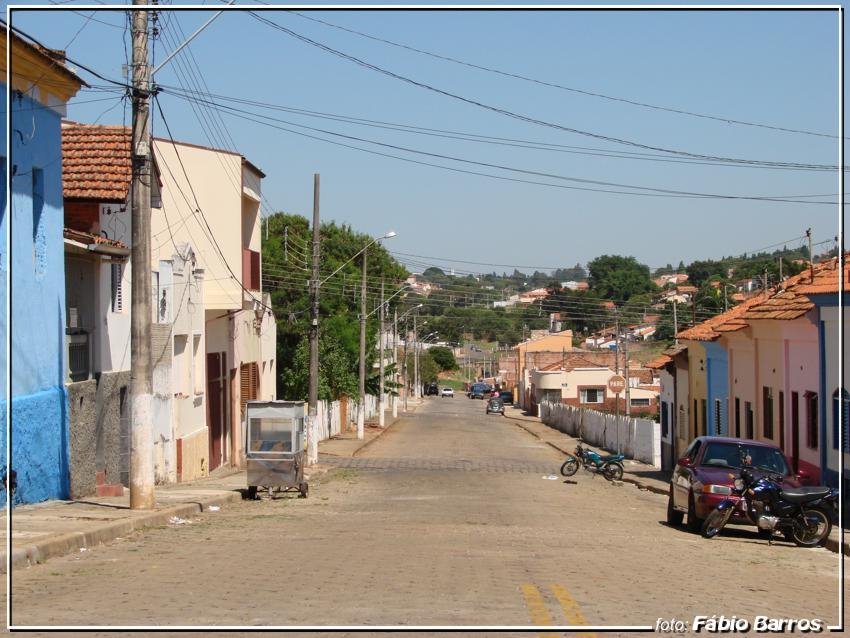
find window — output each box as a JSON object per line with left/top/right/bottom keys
{"left": 173, "top": 336, "right": 188, "bottom": 396}
{"left": 111, "top": 263, "right": 124, "bottom": 312}
{"left": 631, "top": 398, "right": 650, "bottom": 407}
{"left": 735, "top": 397, "right": 741, "bottom": 438}
{"left": 805, "top": 392, "right": 818, "bottom": 449}
{"left": 834, "top": 389, "right": 850, "bottom": 452}
{"left": 580, "top": 388, "right": 604, "bottom": 404}
{"left": 661, "top": 401, "right": 669, "bottom": 438}
{"left": 745, "top": 401, "right": 754, "bottom": 439}
{"left": 779, "top": 391, "right": 785, "bottom": 451}
{"left": 763, "top": 386, "right": 774, "bottom": 439}
{"left": 193, "top": 335, "right": 203, "bottom": 395}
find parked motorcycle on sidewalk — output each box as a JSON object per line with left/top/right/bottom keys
{"left": 560, "top": 443, "right": 625, "bottom": 481}
{"left": 701, "top": 466, "right": 838, "bottom": 547}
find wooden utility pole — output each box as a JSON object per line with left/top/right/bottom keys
{"left": 673, "top": 300, "right": 679, "bottom": 346}
{"left": 307, "top": 174, "right": 320, "bottom": 464}
{"left": 806, "top": 227, "right": 814, "bottom": 280}
{"left": 392, "top": 308, "right": 399, "bottom": 419}
{"left": 129, "top": 0, "right": 154, "bottom": 509}
{"left": 357, "top": 248, "right": 367, "bottom": 439}
{"left": 379, "top": 280, "right": 386, "bottom": 427}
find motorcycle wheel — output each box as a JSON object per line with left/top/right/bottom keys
{"left": 791, "top": 508, "right": 832, "bottom": 547}
{"left": 603, "top": 462, "right": 624, "bottom": 481}
{"left": 701, "top": 508, "right": 733, "bottom": 539}
{"left": 560, "top": 455, "right": 579, "bottom": 477}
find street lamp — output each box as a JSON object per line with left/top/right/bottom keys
{"left": 365, "top": 282, "right": 410, "bottom": 428}
{"left": 398, "top": 304, "right": 423, "bottom": 412}
{"left": 355, "top": 230, "right": 397, "bottom": 440}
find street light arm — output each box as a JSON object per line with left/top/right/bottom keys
{"left": 318, "top": 230, "right": 396, "bottom": 288}
{"left": 365, "top": 283, "right": 410, "bottom": 319}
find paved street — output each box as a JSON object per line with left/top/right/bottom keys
{"left": 8, "top": 398, "right": 844, "bottom": 632}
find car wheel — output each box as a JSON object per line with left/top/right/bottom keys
{"left": 666, "top": 487, "right": 684, "bottom": 526}
{"left": 686, "top": 491, "right": 703, "bottom": 533}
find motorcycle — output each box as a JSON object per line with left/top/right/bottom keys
{"left": 701, "top": 466, "right": 838, "bottom": 547}
{"left": 560, "top": 443, "right": 625, "bottom": 481}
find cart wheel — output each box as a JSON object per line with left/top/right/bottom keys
{"left": 299, "top": 482, "right": 308, "bottom": 498}
{"left": 247, "top": 485, "right": 257, "bottom": 500}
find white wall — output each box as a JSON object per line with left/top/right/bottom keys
{"left": 539, "top": 402, "right": 661, "bottom": 467}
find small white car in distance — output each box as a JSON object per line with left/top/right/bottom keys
{"left": 441, "top": 387, "right": 454, "bottom": 397}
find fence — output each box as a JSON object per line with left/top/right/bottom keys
{"left": 313, "top": 394, "right": 381, "bottom": 443}
{"left": 539, "top": 402, "right": 661, "bottom": 467}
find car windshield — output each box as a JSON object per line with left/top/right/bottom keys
{"left": 700, "top": 442, "right": 789, "bottom": 475}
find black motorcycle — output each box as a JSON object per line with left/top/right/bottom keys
{"left": 701, "top": 466, "right": 838, "bottom": 547}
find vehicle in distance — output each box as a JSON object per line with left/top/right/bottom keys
{"left": 486, "top": 397, "right": 504, "bottom": 415}
{"left": 468, "top": 382, "right": 489, "bottom": 399}
{"left": 498, "top": 391, "right": 513, "bottom": 404}
{"left": 425, "top": 382, "right": 440, "bottom": 396}
{"left": 441, "top": 387, "right": 454, "bottom": 397}
{"left": 667, "top": 436, "right": 810, "bottom": 533}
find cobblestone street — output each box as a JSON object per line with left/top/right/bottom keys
{"left": 8, "top": 398, "right": 844, "bottom": 633}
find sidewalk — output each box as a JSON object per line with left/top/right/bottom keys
{"left": 1, "top": 403, "right": 415, "bottom": 572}
{"left": 503, "top": 404, "right": 848, "bottom": 556}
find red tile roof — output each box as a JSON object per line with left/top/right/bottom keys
{"left": 786, "top": 256, "right": 848, "bottom": 295}
{"left": 62, "top": 123, "right": 131, "bottom": 201}
{"left": 646, "top": 354, "right": 672, "bottom": 370}
{"left": 677, "top": 292, "right": 768, "bottom": 341}
{"left": 64, "top": 227, "right": 127, "bottom": 249}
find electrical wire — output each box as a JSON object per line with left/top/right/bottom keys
{"left": 284, "top": 9, "right": 844, "bottom": 141}
{"left": 246, "top": 12, "right": 840, "bottom": 172}
{"left": 164, "top": 89, "right": 841, "bottom": 205}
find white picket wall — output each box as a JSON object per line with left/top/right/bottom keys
{"left": 539, "top": 402, "right": 661, "bottom": 467}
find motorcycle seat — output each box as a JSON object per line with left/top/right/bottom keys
{"left": 781, "top": 486, "right": 832, "bottom": 503}
{"left": 602, "top": 454, "right": 624, "bottom": 462}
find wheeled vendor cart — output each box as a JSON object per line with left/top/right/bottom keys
{"left": 245, "top": 400, "right": 308, "bottom": 499}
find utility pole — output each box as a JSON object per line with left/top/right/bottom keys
{"left": 307, "top": 174, "right": 320, "bottom": 464}
{"left": 379, "top": 280, "right": 386, "bottom": 427}
{"left": 624, "top": 335, "right": 631, "bottom": 421}
{"left": 129, "top": 1, "right": 154, "bottom": 510}
{"left": 392, "top": 308, "right": 398, "bottom": 419}
{"left": 806, "top": 227, "right": 814, "bottom": 280}
{"left": 402, "top": 318, "right": 409, "bottom": 412}
{"left": 673, "top": 300, "right": 679, "bottom": 346}
{"left": 413, "top": 313, "right": 420, "bottom": 398}
{"left": 357, "top": 248, "right": 367, "bottom": 440}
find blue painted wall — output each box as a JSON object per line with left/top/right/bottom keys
{"left": 9, "top": 88, "right": 70, "bottom": 504}
{"left": 1, "top": 81, "right": 7, "bottom": 505}
{"left": 703, "top": 341, "right": 729, "bottom": 436}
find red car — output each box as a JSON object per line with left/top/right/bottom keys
{"left": 667, "top": 436, "right": 812, "bottom": 533}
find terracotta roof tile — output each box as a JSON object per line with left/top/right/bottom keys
{"left": 63, "top": 227, "right": 127, "bottom": 248}
{"left": 785, "top": 256, "right": 849, "bottom": 295}
{"left": 677, "top": 292, "right": 768, "bottom": 341}
{"left": 646, "top": 354, "right": 672, "bottom": 370}
{"left": 62, "top": 123, "right": 131, "bottom": 201}
{"left": 740, "top": 290, "right": 814, "bottom": 321}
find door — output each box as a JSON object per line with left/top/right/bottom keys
{"left": 791, "top": 391, "right": 800, "bottom": 473}
{"left": 207, "top": 352, "right": 227, "bottom": 471}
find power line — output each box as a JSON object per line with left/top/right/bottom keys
{"left": 164, "top": 89, "right": 840, "bottom": 205}
{"left": 247, "top": 12, "right": 840, "bottom": 172}
{"left": 285, "top": 9, "right": 845, "bottom": 141}
{"left": 159, "top": 84, "right": 835, "bottom": 173}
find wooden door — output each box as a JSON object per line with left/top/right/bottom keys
{"left": 207, "top": 352, "right": 227, "bottom": 471}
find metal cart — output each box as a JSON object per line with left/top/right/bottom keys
{"left": 245, "top": 400, "right": 308, "bottom": 499}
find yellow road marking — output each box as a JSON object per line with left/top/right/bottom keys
{"left": 551, "top": 583, "right": 596, "bottom": 638}
{"left": 520, "top": 583, "right": 559, "bottom": 638}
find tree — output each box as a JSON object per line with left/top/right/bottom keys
{"left": 281, "top": 333, "right": 358, "bottom": 401}
{"left": 686, "top": 259, "right": 727, "bottom": 288}
{"left": 428, "top": 346, "right": 457, "bottom": 371}
{"left": 587, "top": 254, "right": 656, "bottom": 302}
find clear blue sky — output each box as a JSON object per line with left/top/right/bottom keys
{"left": 9, "top": 3, "right": 843, "bottom": 275}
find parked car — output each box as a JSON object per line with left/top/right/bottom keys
{"left": 499, "top": 391, "right": 513, "bottom": 405}
{"left": 485, "top": 397, "right": 504, "bottom": 415}
{"left": 667, "top": 436, "right": 810, "bottom": 533}
{"left": 425, "top": 382, "right": 439, "bottom": 396}
{"left": 469, "top": 383, "right": 488, "bottom": 399}
{"left": 441, "top": 387, "right": 454, "bottom": 397}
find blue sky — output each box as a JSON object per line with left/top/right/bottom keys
{"left": 8, "top": 3, "right": 843, "bottom": 275}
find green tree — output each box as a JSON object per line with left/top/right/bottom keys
{"left": 281, "top": 333, "right": 358, "bottom": 401}
{"left": 686, "top": 259, "right": 727, "bottom": 288}
{"left": 587, "top": 254, "right": 656, "bottom": 302}
{"left": 428, "top": 346, "right": 457, "bottom": 371}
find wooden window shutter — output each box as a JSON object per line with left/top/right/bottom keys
{"left": 240, "top": 362, "right": 260, "bottom": 416}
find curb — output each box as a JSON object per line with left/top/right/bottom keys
{"left": 3, "top": 490, "right": 243, "bottom": 572}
